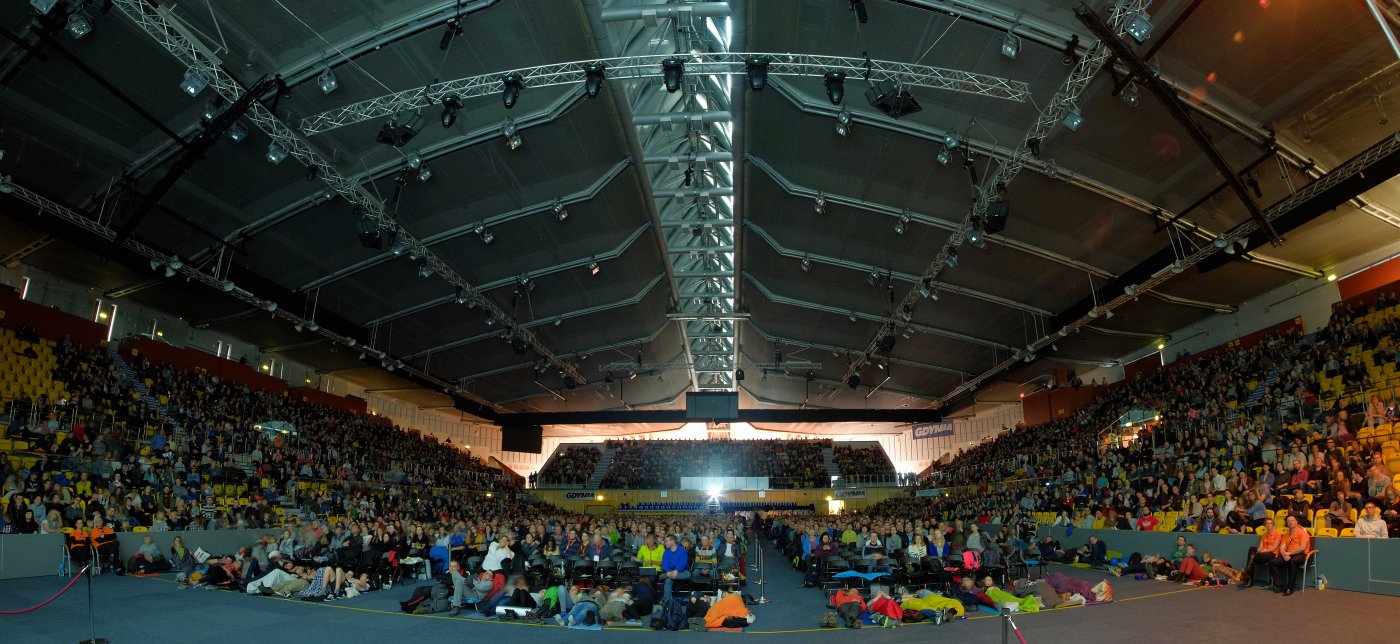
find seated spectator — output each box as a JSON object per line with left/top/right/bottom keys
{"left": 659, "top": 536, "right": 690, "bottom": 602}
{"left": 1268, "top": 515, "right": 1312, "bottom": 596}
{"left": 1355, "top": 501, "right": 1389, "bottom": 539}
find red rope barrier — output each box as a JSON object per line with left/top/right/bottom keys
{"left": 0, "top": 566, "right": 90, "bottom": 615}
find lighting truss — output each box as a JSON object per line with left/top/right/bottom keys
{"left": 842, "top": 0, "right": 1146, "bottom": 387}
{"left": 298, "top": 52, "right": 1033, "bottom": 135}
{"left": 0, "top": 177, "right": 488, "bottom": 406}
{"left": 598, "top": 361, "right": 822, "bottom": 373}
{"left": 110, "top": 0, "right": 586, "bottom": 386}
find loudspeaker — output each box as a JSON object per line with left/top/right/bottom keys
{"left": 984, "top": 200, "right": 1009, "bottom": 234}
{"left": 879, "top": 335, "right": 896, "bottom": 352}
{"left": 864, "top": 81, "right": 921, "bottom": 118}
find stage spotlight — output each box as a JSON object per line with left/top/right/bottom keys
{"left": 318, "top": 68, "right": 338, "bottom": 94}
{"left": 735, "top": 368, "right": 745, "bottom": 382}
{"left": 417, "top": 164, "right": 432, "bottom": 182}
{"left": 823, "top": 70, "right": 846, "bottom": 105}
{"left": 502, "top": 119, "right": 522, "bottom": 150}
{"left": 936, "top": 146, "right": 950, "bottom": 165}
{"left": 588, "top": 259, "right": 600, "bottom": 276}
{"left": 814, "top": 192, "right": 827, "bottom": 214}
{"left": 835, "top": 109, "right": 852, "bottom": 137}
{"left": 1001, "top": 32, "right": 1020, "bottom": 59}
{"left": 418, "top": 263, "right": 434, "bottom": 278}
{"left": 944, "top": 131, "right": 960, "bottom": 149}
{"left": 31, "top": 0, "right": 59, "bottom": 14}
{"left": 661, "top": 57, "right": 685, "bottom": 93}
{"left": 455, "top": 287, "right": 469, "bottom": 305}
{"left": 945, "top": 248, "right": 958, "bottom": 268}
{"left": 1121, "top": 81, "right": 1141, "bottom": 107}
{"left": 801, "top": 255, "right": 812, "bottom": 272}
{"left": 847, "top": 373, "right": 861, "bottom": 389}
{"left": 501, "top": 73, "right": 524, "bottom": 108}
{"left": 67, "top": 11, "right": 93, "bottom": 39}
{"left": 1062, "top": 105, "right": 1084, "bottom": 131}
{"left": 265, "top": 143, "right": 288, "bottom": 164}
{"left": 1026, "top": 137, "right": 1041, "bottom": 157}
{"left": 228, "top": 121, "right": 248, "bottom": 142}
{"left": 149, "top": 259, "right": 161, "bottom": 271}
{"left": 1125, "top": 11, "right": 1154, "bottom": 44}
{"left": 179, "top": 67, "right": 208, "bottom": 96}
{"left": 745, "top": 56, "right": 769, "bottom": 91}
{"left": 440, "top": 94, "right": 462, "bottom": 127}
{"left": 895, "top": 211, "right": 909, "bottom": 235}
{"left": 583, "top": 62, "right": 607, "bottom": 98}
{"left": 552, "top": 198, "right": 568, "bottom": 222}
{"left": 480, "top": 228, "right": 495, "bottom": 244}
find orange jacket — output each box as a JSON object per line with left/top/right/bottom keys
{"left": 67, "top": 529, "right": 90, "bottom": 551}
{"left": 90, "top": 525, "right": 116, "bottom": 547}
{"left": 1282, "top": 527, "right": 1310, "bottom": 555}
{"left": 831, "top": 589, "right": 866, "bottom": 611}
{"left": 1258, "top": 531, "right": 1282, "bottom": 553}
{"left": 704, "top": 592, "right": 749, "bottom": 629}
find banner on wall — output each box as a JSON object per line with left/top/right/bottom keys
{"left": 564, "top": 491, "right": 599, "bottom": 500}
{"left": 911, "top": 421, "right": 954, "bottom": 440}
{"left": 833, "top": 489, "right": 867, "bottom": 499}
{"left": 915, "top": 489, "right": 941, "bottom": 497}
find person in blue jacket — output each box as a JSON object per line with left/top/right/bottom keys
{"left": 660, "top": 535, "right": 690, "bottom": 602}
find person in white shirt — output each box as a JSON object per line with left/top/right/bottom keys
{"left": 482, "top": 534, "right": 514, "bottom": 572}
{"left": 1355, "top": 502, "right": 1389, "bottom": 539}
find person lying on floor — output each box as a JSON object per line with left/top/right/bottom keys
{"left": 976, "top": 576, "right": 1038, "bottom": 613}
{"left": 598, "top": 587, "right": 633, "bottom": 625}
{"left": 477, "top": 575, "right": 536, "bottom": 617}
{"left": 866, "top": 584, "right": 903, "bottom": 627}
{"left": 894, "top": 585, "right": 964, "bottom": 619}
{"left": 704, "top": 590, "right": 755, "bottom": 629}
{"left": 246, "top": 559, "right": 301, "bottom": 594}
{"left": 557, "top": 585, "right": 606, "bottom": 627}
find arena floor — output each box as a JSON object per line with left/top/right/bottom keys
{"left": 3, "top": 540, "right": 1395, "bottom": 643}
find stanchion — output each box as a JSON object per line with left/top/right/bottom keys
{"left": 1001, "top": 607, "right": 1027, "bottom": 644}
{"left": 78, "top": 559, "right": 108, "bottom": 644}
{"left": 754, "top": 537, "right": 770, "bottom": 604}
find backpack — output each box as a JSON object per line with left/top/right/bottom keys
{"left": 802, "top": 562, "right": 820, "bottom": 587}
{"left": 663, "top": 599, "right": 689, "bottom": 631}
{"left": 901, "top": 609, "right": 926, "bottom": 623}
{"left": 820, "top": 612, "right": 838, "bottom": 628}
{"left": 400, "top": 585, "right": 433, "bottom": 613}
{"left": 961, "top": 549, "right": 981, "bottom": 570}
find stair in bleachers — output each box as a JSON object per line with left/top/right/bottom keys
{"left": 107, "top": 341, "right": 189, "bottom": 450}
{"left": 822, "top": 445, "right": 840, "bottom": 480}
{"left": 584, "top": 445, "right": 615, "bottom": 489}
{"left": 1244, "top": 368, "right": 1280, "bottom": 408}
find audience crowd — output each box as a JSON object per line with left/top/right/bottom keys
{"left": 599, "top": 439, "right": 832, "bottom": 489}
{"left": 833, "top": 445, "right": 896, "bottom": 478}
{"left": 536, "top": 446, "right": 602, "bottom": 486}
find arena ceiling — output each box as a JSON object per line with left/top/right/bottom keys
{"left": 2, "top": 0, "right": 1400, "bottom": 419}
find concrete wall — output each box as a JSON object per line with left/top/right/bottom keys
{"left": 1038, "top": 526, "right": 1400, "bottom": 596}
{"left": 0, "top": 529, "right": 270, "bottom": 580}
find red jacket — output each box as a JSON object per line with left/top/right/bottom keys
{"left": 868, "top": 596, "right": 902, "bottom": 621}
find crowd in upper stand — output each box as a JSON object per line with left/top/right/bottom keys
{"left": 916, "top": 293, "right": 1400, "bottom": 540}
{"left": 1, "top": 335, "right": 515, "bottom": 539}
{"left": 833, "top": 445, "right": 897, "bottom": 478}
{"left": 535, "top": 445, "right": 602, "bottom": 486}
{"left": 598, "top": 439, "right": 831, "bottom": 489}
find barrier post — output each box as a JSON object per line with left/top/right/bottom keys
{"left": 79, "top": 563, "right": 108, "bottom": 644}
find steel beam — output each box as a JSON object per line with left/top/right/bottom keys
{"left": 111, "top": 0, "right": 585, "bottom": 385}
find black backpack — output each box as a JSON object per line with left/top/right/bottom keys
{"left": 663, "top": 598, "right": 689, "bottom": 631}
{"left": 400, "top": 585, "right": 433, "bottom": 613}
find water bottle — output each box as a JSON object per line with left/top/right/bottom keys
{"left": 58, "top": 562, "right": 66, "bottom": 576}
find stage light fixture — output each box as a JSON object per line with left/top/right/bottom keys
{"left": 936, "top": 146, "right": 951, "bottom": 165}
{"left": 502, "top": 119, "right": 522, "bottom": 150}
{"left": 966, "top": 226, "right": 985, "bottom": 248}
{"left": 501, "top": 73, "right": 524, "bottom": 108}
{"left": 149, "top": 259, "right": 161, "bottom": 271}
{"left": 588, "top": 259, "right": 600, "bottom": 276}
{"left": 439, "top": 94, "right": 463, "bottom": 128}
{"left": 848, "top": 311, "right": 858, "bottom": 322}
{"left": 745, "top": 56, "right": 769, "bottom": 91}
{"left": 583, "top": 62, "right": 607, "bottom": 98}
{"left": 417, "top": 164, "right": 432, "bottom": 182}
{"left": 265, "top": 301, "right": 278, "bottom": 312}
{"left": 318, "top": 68, "right": 338, "bottom": 94}
{"left": 228, "top": 121, "right": 248, "bottom": 142}
{"left": 1062, "top": 106, "right": 1084, "bottom": 131}
{"left": 944, "top": 131, "right": 960, "bottom": 149}
{"left": 67, "top": 11, "right": 93, "bottom": 39}
{"left": 1121, "top": 81, "right": 1141, "bottom": 107}
{"left": 823, "top": 70, "right": 845, "bottom": 105}
{"left": 735, "top": 368, "right": 745, "bottom": 382}
{"left": 418, "top": 263, "right": 434, "bottom": 278}
{"left": 1001, "top": 32, "right": 1020, "bottom": 59}
{"left": 814, "top": 192, "right": 827, "bottom": 214}
{"left": 895, "top": 211, "right": 909, "bottom": 235}
{"left": 31, "top": 0, "right": 59, "bottom": 14}
{"left": 179, "top": 67, "right": 208, "bottom": 96}
{"left": 378, "top": 113, "right": 421, "bottom": 147}
{"left": 850, "top": 0, "right": 868, "bottom": 23}
{"left": 847, "top": 373, "right": 861, "bottom": 389}
{"left": 661, "top": 57, "right": 685, "bottom": 92}
{"left": 163, "top": 266, "right": 176, "bottom": 278}
{"left": 801, "top": 255, "right": 812, "bottom": 272}
{"left": 552, "top": 198, "right": 568, "bottom": 222}
{"left": 1126, "top": 11, "right": 1154, "bottom": 44}
{"left": 266, "top": 143, "right": 288, "bottom": 164}
{"left": 835, "top": 109, "right": 852, "bottom": 137}
{"left": 201, "top": 96, "right": 224, "bottom": 121}
{"left": 480, "top": 228, "right": 495, "bottom": 244}
{"left": 1171, "top": 260, "right": 1184, "bottom": 274}
{"left": 945, "top": 249, "right": 958, "bottom": 268}
{"left": 455, "top": 287, "right": 469, "bottom": 305}
{"left": 1026, "top": 137, "right": 1041, "bottom": 157}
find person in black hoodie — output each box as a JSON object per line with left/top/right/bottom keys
{"left": 625, "top": 577, "right": 655, "bottom": 621}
